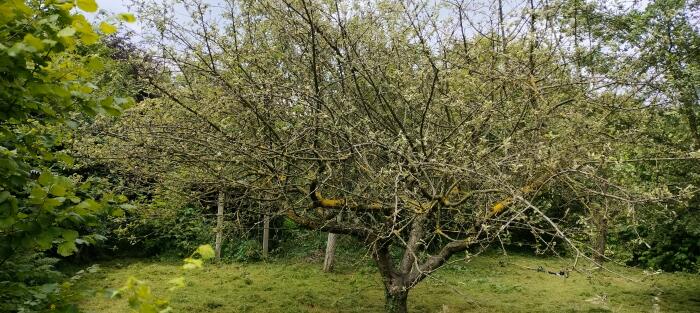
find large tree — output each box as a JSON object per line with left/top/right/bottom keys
{"left": 85, "top": 0, "right": 686, "bottom": 311}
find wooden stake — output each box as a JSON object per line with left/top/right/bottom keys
{"left": 215, "top": 190, "right": 224, "bottom": 260}
{"left": 262, "top": 212, "right": 270, "bottom": 259}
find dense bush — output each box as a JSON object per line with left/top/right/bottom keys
{"left": 232, "top": 240, "right": 263, "bottom": 262}
{"left": 631, "top": 208, "right": 700, "bottom": 272}
{"left": 0, "top": 253, "right": 64, "bottom": 313}
{"left": 106, "top": 203, "right": 213, "bottom": 258}
{"left": 0, "top": 252, "right": 97, "bottom": 313}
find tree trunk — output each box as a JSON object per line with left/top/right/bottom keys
{"left": 215, "top": 190, "right": 224, "bottom": 260}
{"left": 593, "top": 214, "right": 608, "bottom": 265}
{"left": 373, "top": 242, "right": 412, "bottom": 313}
{"left": 322, "top": 232, "right": 337, "bottom": 272}
{"left": 384, "top": 289, "right": 409, "bottom": 313}
{"left": 262, "top": 213, "right": 270, "bottom": 259}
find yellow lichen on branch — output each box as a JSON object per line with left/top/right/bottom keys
{"left": 490, "top": 198, "right": 512, "bottom": 214}
{"left": 489, "top": 175, "right": 548, "bottom": 215}
{"left": 319, "top": 197, "right": 345, "bottom": 207}
{"left": 313, "top": 190, "right": 345, "bottom": 208}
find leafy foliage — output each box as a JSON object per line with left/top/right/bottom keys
{"left": 0, "top": 252, "right": 64, "bottom": 312}
{"left": 108, "top": 203, "right": 213, "bottom": 258}
{"left": 0, "top": 1, "right": 134, "bottom": 311}
{"left": 232, "top": 240, "right": 263, "bottom": 262}
{"left": 556, "top": 0, "right": 700, "bottom": 272}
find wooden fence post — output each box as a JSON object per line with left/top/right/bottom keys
{"left": 215, "top": 190, "right": 225, "bottom": 260}
{"left": 262, "top": 210, "right": 270, "bottom": 259}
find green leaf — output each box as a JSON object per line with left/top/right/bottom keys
{"left": 0, "top": 191, "right": 10, "bottom": 203}
{"left": 196, "top": 244, "right": 215, "bottom": 260}
{"left": 43, "top": 197, "right": 63, "bottom": 209}
{"left": 6, "top": 42, "right": 25, "bottom": 57}
{"left": 38, "top": 171, "right": 53, "bottom": 186}
{"left": 103, "top": 104, "right": 121, "bottom": 116}
{"left": 56, "top": 153, "right": 74, "bottom": 166}
{"left": 57, "top": 27, "right": 76, "bottom": 38}
{"left": 57, "top": 240, "right": 77, "bottom": 256}
{"left": 118, "top": 13, "right": 136, "bottom": 23}
{"left": 111, "top": 208, "right": 125, "bottom": 217}
{"left": 79, "top": 181, "right": 92, "bottom": 191}
{"left": 81, "top": 199, "right": 102, "bottom": 211}
{"left": 87, "top": 55, "right": 104, "bottom": 71}
{"left": 62, "top": 229, "right": 79, "bottom": 242}
{"left": 76, "top": 0, "right": 98, "bottom": 12}
{"left": 23, "top": 34, "right": 44, "bottom": 51}
{"left": 72, "top": 14, "right": 93, "bottom": 33}
{"left": 81, "top": 31, "right": 99, "bottom": 45}
{"left": 54, "top": 2, "right": 74, "bottom": 11}
{"left": 0, "top": 217, "right": 16, "bottom": 228}
{"left": 29, "top": 186, "right": 48, "bottom": 204}
{"left": 99, "top": 21, "right": 117, "bottom": 34}
{"left": 49, "top": 184, "right": 67, "bottom": 197}
{"left": 114, "top": 97, "right": 136, "bottom": 110}
{"left": 35, "top": 231, "right": 57, "bottom": 250}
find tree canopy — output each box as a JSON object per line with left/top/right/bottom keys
{"left": 2, "top": 0, "right": 698, "bottom": 312}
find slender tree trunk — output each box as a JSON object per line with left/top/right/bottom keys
{"left": 593, "top": 214, "right": 608, "bottom": 265}
{"left": 262, "top": 213, "right": 270, "bottom": 259}
{"left": 589, "top": 200, "right": 609, "bottom": 266}
{"left": 215, "top": 190, "right": 224, "bottom": 260}
{"left": 322, "top": 232, "right": 337, "bottom": 272}
{"left": 497, "top": 0, "right": 506, "bottom": 52}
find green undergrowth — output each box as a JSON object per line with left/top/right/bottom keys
{"left": 76, "top": 252, "right": 700, "bottom": 313}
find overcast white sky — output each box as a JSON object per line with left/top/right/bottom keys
{"left": 89, "top": 0, "right": 141, "bottom": 33}
{"left": 96, "top": 0, "right": 129, "bottom": 13}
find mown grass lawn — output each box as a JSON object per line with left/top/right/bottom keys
{"left": 77, "top": 253, "right": 700, "bottom": 313}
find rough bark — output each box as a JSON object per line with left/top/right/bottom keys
{"left": 593, "top": 213, "right": 608, "bottom": 265}
{"left": 385, "top": 289, "right": 409, "bottom": 313}
{"left": 373, "top": 242, "right": 412, "bottom": 313}
{"left": 400, "top": 215, "right": 426, "bottom": 274}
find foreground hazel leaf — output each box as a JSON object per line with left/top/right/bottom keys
{"left": 196, "top": 244, "right": 215, "bottom": 260}
{"left": 99, "top": 22, "right": 117, "bottom": 35}
{"left": 76, "top": 0, "right": 98, "bottom": 12}
{"left": 118, "top": 13, "right": 136, "bottom": 23}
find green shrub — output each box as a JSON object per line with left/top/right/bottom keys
{"left": 108, "top": 204, "right": 213, "bottom": 258}
{"left": 631, "top": 208, "right": 699, "bottom": 273}
{"left": 0, "top": 252, "right": 97, "bottom": 313}
{"left": 233, "top": 240, "right": 263, "bottom": 262}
